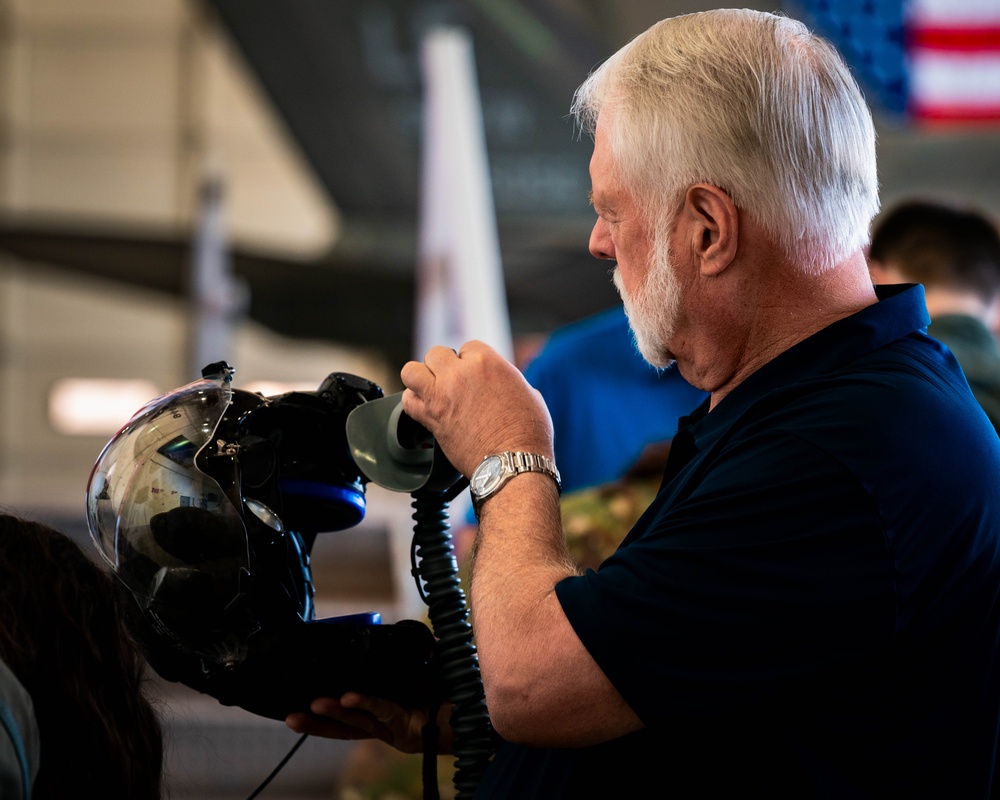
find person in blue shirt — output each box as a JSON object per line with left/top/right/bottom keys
{"left": 522, "top": 305, "right": 706, "bottom": 493}
{"left": 290, "top": 9, "right": 1000, "bottom": 797}
{"left": 453, "top": 306, "right": 706, "bottom": 555}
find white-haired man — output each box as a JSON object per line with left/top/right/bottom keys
{"left": 290, "top": 10, "right": 1000, "bottom": 797}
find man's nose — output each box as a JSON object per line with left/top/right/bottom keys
{"left": 589, "top": 218, "right": 614, "bottom": 260}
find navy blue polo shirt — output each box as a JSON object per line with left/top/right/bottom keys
{"left": 477, "top": 285, "right": 1000, "bottom": 798}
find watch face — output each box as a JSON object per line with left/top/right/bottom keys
{"left": 471, "top": 455, "right": 505, "bottom": 496}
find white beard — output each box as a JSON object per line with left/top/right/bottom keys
{"left": 614, "top": 235, "right": 681, "bottom": 369}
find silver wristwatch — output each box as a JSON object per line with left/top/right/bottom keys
{"left": 469, "top": 451, "right": 561, "bottom": 515}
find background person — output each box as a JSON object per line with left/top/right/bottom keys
{"left": 523, "top": 306, "right": 707, "bottom": 569}
{"left": 290, "top": 10, "right": 1000, "bottom": 798}
{"left": 868, "top": 197, "right": 1000, "bottom": 431}
{"left": 454, "top": 304, "right": 707, "bottom": 566}
{"left": 522, "top": 305, "right": 707, "bottom": 493}
{"left": 0, "top": 513, "right": 164, "bottom": 800}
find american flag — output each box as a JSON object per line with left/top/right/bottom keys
{"left": 786, "top": 0, "right": 1000, "bottom": 125}
{"left": 908, "top": 0, "right": 1000, "bottom": 123}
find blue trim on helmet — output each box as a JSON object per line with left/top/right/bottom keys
{"left": 277, "top": 479, "right": 366, "bottom": 523}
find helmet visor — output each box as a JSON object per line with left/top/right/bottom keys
{"left": 86, "top": 375, "right": 249, "bottom": 613}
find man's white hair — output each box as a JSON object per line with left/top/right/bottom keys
{"left": 571, "top": 9, "right": 880, "bottom": 273}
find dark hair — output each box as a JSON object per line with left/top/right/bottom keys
{"left": 0, "top": 513, "right": 163, "bottom": 799}
{"left": 868, "top": 200, "right": 1000, "bottom": 303}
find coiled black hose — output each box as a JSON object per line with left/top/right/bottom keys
{"left": 410, "top": 492, "right": 493, "bottom": 799}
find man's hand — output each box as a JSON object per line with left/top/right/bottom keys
{"left": 400, "top": 340, "right": 554, "bottom": 477}
{"left": 285, "top": 693, "right": 453, "bottom": 755}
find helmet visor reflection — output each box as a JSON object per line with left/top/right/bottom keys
{"left": 86, "top": 375, "right": 249, "bottom": 612}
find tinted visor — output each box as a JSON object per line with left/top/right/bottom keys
{"left": 86, "top": 376, "right": 250, "bottom": 639}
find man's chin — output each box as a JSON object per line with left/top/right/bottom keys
{"left": 630, "top": 332, "right": 675, "bottom": 370}
{"left": 645, "top": 354, "right": 677, "bottom": 371}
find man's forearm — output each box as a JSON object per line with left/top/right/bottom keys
{"left": 468, "top": 473, "right": 584, "bottom": 738}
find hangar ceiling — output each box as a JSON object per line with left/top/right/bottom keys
{"left": 16, "top": 0, "right": 737, "bottom": 368}
{"left": 1, "top": 0, "right": 699, "bottom": 367}
{"left": 196, "top": 0, "right": 663, "bottom": 365}
{"left": 1, "top": 0, "right": 996, "bottom": 369}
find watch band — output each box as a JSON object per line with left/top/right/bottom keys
{"left": 470, "top": 451, "right": 561, "bottom": 515}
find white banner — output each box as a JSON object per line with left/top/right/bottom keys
{"left": 413, "top": 26, "right": 513, "bottom": 362}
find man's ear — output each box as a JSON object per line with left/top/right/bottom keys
{"left": 682, "top": 183, "right": 738, "bottom": 277}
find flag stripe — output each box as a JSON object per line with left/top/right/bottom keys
{"left": 908, "top": 0, "right": 1000, "bottom": 123}
{"left": 909, "top": 48, "right": 1000, "bottom": 121}
{"left": 910, "top": 102, "right": 1000, "bottom": 122}
{"left": 909, "top": 26, "right": 1000, "bottom": 52}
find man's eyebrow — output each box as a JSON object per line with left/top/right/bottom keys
{"left": 588, "top": 190, "right": 615, "bottom": 215}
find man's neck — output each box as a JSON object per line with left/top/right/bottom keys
{"left": 703, "top": 251, "right": 878, "bottom": 409}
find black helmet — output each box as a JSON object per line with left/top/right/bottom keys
{"left": 86, "top": 364, "right": 434, "bottom": 720}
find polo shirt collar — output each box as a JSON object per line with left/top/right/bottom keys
{"left": 668, "top": 282, "right": 929, "bottom": 469}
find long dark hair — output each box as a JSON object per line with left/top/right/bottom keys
{"left": 0, "top": 513, "right": 163, "bottom": 799}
